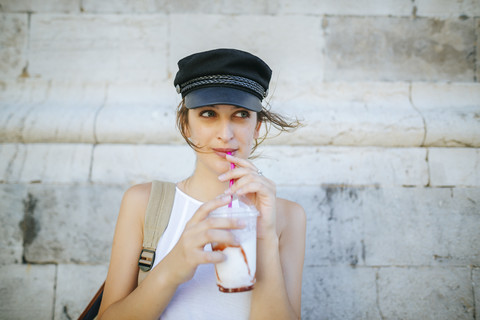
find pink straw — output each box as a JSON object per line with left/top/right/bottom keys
{"left": 227, "top": 152, "right": 235, "bottom": 208}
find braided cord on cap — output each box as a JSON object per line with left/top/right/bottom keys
{"left": 177, "top": 75, "right": 267, "bottom": 99}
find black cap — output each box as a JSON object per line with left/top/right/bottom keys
{"left": 174, "top": 48, "right": 272, "bottom": 112}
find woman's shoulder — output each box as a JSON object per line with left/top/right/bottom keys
{"left": 275, "top": 197, "right": 306, "bottom": 237}
{"left": 276, "top": 197, "right": 305, "bottom": 217}
{"left": 123, "top": 182, "right": 152, "bottom": 204}
{"left": 118, "top": 182, "right": 153, "bottom": 222}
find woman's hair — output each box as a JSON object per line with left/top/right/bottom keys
{"left": 175, "top": 99, "right": 301, "bottom": 157}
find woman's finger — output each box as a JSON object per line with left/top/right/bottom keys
{"left": 188, "top": 195, "right": 231, "bottom": 225}
{"left": 225, "top": 153, "right": 258, "bottom": 171}
{"left": 218, "top": 166, "right": 259, "bottom": 182}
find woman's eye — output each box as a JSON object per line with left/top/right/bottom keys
{"left": 200, "top": 110, "right": 216, "bottom": 118}
{"left": 235, "top": 110, "right": 251, "bottom": 118}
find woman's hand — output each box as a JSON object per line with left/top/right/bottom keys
{"left": 161, "top": 195, "right": 244, "bottom": 286}
{"left": 218, "top": 154, "right": 277, "bottom": 240}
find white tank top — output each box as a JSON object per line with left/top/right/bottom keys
{"left": 152, "top": 187, "right": 252, "bottom": 320}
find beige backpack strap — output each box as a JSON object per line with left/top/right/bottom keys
{"left": 138, "top": 181, "right": 176, "bottom": 281}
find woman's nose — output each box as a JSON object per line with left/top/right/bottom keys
{"left": 217, "top": 121, "right": 234, "bottom": 142}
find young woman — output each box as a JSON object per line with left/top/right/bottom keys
{"left": 98, "top": 48, "right": 306, "bottom": 320}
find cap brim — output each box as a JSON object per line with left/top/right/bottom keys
{"left": 184, "top": 87, "right": 263, "bottom": 112}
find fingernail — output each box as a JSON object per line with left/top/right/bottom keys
{"left": 218, "top": 174, "right": 226, "bottom": 180}
{"left": 224, "top": 188, "right": 232, "bottom": 195}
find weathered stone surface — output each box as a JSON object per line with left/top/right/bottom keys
{"left": 477, "top": 18, "right": 480, "bottom": 83}
{"left": 255, "top": 146, "right": 428, "bottom": 186}
{"left": 278, "top": 0, "right": 412, "bottom": 15}
{"left": 324, "top": 16, "right": 476, "bottom": 81}
{"left": 0, "top": 143, "right": 92, "bottom": 183}
{"left": 1, "top": 81, "right": 105, "bottom": 143}
{"left": 29, "top": 14, "right": 168, "bottom": 82}
{"left": 278, "top": 186, "right": 480, "bottom": 267}
{"left": 268, "top": 82, "right": 424, "bottom": 147}
{"left": 0, "top": 184, "right": 26, "bottom": 264}
{"left": 411, "top": 83, "right": 480, "bottom": 147}
{"left": 0, "top": 79, "right": 52, "bottom": 104}
{"left": 82, "top": 0, "right": 280, "bottom": 14}
{"left": 278, "top": 186, "right": 368, "bottom": 267}
{"left": 474, "top": 268, "right": 480, "bottom": 319}
{"left": 429, "top": 148, "right": 480, "bottom": 187}
{"left": 0, "top": 0, "right": 80, "bottom": 12}
{"left": 301, "top": 266, "right": 380, "bottom": 320}
{"left": 415, "top": 0, "right": 480, "bottom": 17}
{"left": 22, "top": 184, "right": 124, "bottom": 263}
{"left": 377, "top": 267, "right": 474, "bottom": 319}
{"left": 0, "top": 264, "right": 56, "bottom": 319}
{"left": 169, "top": 14, "right": 324, "bottom": 86}
{"left": 91, "top": 144, "right": 196, "bottom": 184}
{"left": 95, "top": 81, "right": 182, "bottom": 144}
{"left": 0, "top": 13, "right": 28, "bottom": 79}
{"left": 363, "top": 187, "right": 480, "bottom": 266}
{"left": 54, "top": 264, "right": 109, "bottom": 320}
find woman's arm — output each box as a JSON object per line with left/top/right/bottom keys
{"left": 250, "top": 200, "right": 306, "bottom": 320}
{"left": 98, "top": 183, "right": 180, "bottom": 319}
{"left": 220, "top": 154, "right": 307, "bottom": 319}
{"left": 98, "top": 184, "right": 241, "bottom": 319}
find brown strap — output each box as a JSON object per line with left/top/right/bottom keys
{"left": 78, "top": 281, "right": 105, "bottom": 320}
{"left": 138, "top": 181, "right": 176, "bottom": 274}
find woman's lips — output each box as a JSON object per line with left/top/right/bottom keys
{"left": 212, "top": 148, "right": 237, "bottom": 158}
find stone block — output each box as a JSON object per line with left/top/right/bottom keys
{"left": 1, "top": 81, "right": 105, "bottom": 143}
{"left": 377, "top": 267, "right": 474, "bottom": 319}
{"left": 0, "top": 79, "right": 52, "bottom": 104}
{"left": 429, "top": 148, "right": 480, "bottom": 187}
{"left": 415, "top": 0, "right": 480, "bottom": 17}
{"left": 81, "top": 0, "right": 157, "bottom": 13}
{"left": 0, "top": 0, "right": 80, "bottom": 13}
{"left": 267, "top": 82, "right": 424, "bottom": 147}
{"left": 95, "top": 81, "right": 182, "bottom": 144}
{"left": 278, "top": 0, "right": 412, "bottom": 16}
{"left": 278, "top": 186, "right": 365, "bottom": 267}
{"left": 0, "top": 13, "right": 28, "bottom": 79}
{"left": 323, "top": 16, "right": 476, "bottom": 81}
{"left": 0, "top": 264, "right": 56, "bottom": 319}
{"left": 301, "top": 266, "right": 380, "bottom": 320}
{"left": 362, "top": 187, "right": 480, "bottom": 266}
{"left": 0, "top": 143, "right": 92, "bottom": 183}
{"left": 255, "top": 146, "right": 428, "bottom": 186}
{"left": 82, "top": 0, "right": 279, "bottom": 14}
{"left": 474, "top": 268, "right": 480, "bottom": 319}
{"left": 411, "top": 82, "right": 480, "bottom": 147}
{"left": 477, "top": 18, "right": 480, "bottom": 82}
{"left": 169, "top": 14, "right": 324, "bottom": 87}
{"left": 0, "top": 184, "right": 26, "bottom": 264}
{"left": 22, "top": 184, "right": 124, "bottom": 263}
{"left": 29, "top": 14, "right": 168, "bottom": 82}
{"left": 278, "top": 186, "right": 480, "bottom": 268}
{"left": 91, "top": 144, "right": 196, "bottom": 184}
{"left": 54, "top": 264, "right": 109, "bottom": 320}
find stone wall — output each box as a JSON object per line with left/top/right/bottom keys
{"left": 1, "top": 1, "right": 479, "bottom": 319}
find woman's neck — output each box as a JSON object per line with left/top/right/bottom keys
{"left": 179, "top": 165, "right": 229, "bottom": 202}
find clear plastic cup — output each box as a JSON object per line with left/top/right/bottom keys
{"left": 210, "top": 200, "right": 258, "bottom": 293}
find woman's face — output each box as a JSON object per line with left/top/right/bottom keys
{"left": 186, "top": 104, "right": 260, "bottom": 174}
